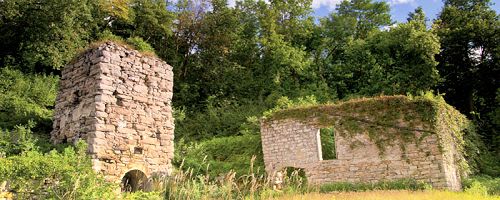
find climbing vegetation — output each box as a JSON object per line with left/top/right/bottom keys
{"left": 263, "top": 93, "right": 481, "bottom": 175}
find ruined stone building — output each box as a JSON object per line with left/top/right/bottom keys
{"left": 261, "top": 96, "right": 468, "bottom": 190}
{"left": 51, "top": 42, "right": 174, "bottom": 191}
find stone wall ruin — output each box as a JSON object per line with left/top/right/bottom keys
{"left": 260, "top": 96, "right": 466, "bottom": 190}
{"left": 51, "top": 42, "right": 174, "bottom": 188}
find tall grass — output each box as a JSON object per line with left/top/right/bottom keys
{"left": 122, "top": 159, "right": 500, "bottom": 199}
{"left": 163, "top": 157, "right": 309, "bottom": 199}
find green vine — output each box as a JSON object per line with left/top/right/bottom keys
{"left": 262, "top": 94, "right": 476, "bottom": 175}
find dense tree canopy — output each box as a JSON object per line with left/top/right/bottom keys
{"left": 434, "top": 0, "right": 499, "bottom": 153}
{"left": 0, "top": 0, "right": 498, "bottom": 174}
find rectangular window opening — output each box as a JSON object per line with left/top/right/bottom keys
{"left": 134, "top": 147, "right": 143, "bottom": 154}
{"left": 320, "top": 127, "right": 337, "bottom": 160}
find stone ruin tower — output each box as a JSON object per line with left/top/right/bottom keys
{"left": 51, "top": 42, "right": 174, "bottom": 191}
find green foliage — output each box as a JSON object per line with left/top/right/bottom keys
{"left": 174, "top": 134, "right": 264, "bottom": 178}
{"left": 164, "top": 165, "right": 310, "bottom": 199}
{"left": 331, "top": 22, "right": 440, "bottom": 97}
{"left": 264, "top": 94, "right": 481, "bottom": 176}
{"left": 320, "top": 127, "right": 336, "bottom": 160}
{"left": 175, "top": 101, "right": 265, "bottom": 141}
{"left": 95, "top": 31, "right": 156, "bottom": 56}
{"left": 463, "top": 175, "right": 500, "bottom": 196}
{"left": 0, "top": 141, "right": 118, "bottom": 199}
{"left": 477, "top": 151, "right": 500, "bottom": 177}
{"left": 317, "top": 2, "right": 440, "bottom": 98}
{"left": 97, "top": 29, "right": 126, "bottom": 42}
{"left": 126, "top": 37, "right": 156, "bottom": 54}
{"left": 263, "top": 95, "right": 438, "bottom": 155}
{"left": 319, "top": 178, "right": 431, "bottom": 193}
{"left": 0, "top": 68, "right": 58, "bottom": 131}
{"left": 0, "top": 122, "right": 37, "bottom": 157}
{"left": 434, "top": 0, "right": 500, "bottom": 157}
{"left": 263, "top": 95, "right": 319, "bottom": 117}
{"left": 98, "top": 0, "right": 134, "bottom": 24}
{"left": 122, "top": 191, "right": 164, "bottom": 200}
{"left": 0, "top": 0, "right": 100, "bottom": 71}
{"left": 0, "top": 0, "right": 498, "bottom": 198}
{"left": 326, "top": 0, "right": 392, "bottom": 40}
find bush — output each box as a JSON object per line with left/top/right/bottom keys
{"left": 175, "top": 101, "right": 265, "bottom": 141}
{"left": 463, "top": 175, "right": 500, "bottom": 196}
{"left": 126, "top": 37, "right": 156, "bottom": 54}
{"left": 0, "top": 122, "right": 37, "bottom": 157}
{"left": 0, "top": 68, "right": 58, "bottom": 132}
{"left": 95, "top": 31, "right": 156, "bottom": 56}
{"left": 174, "top": 134, "right": 264, "bottom": 178}
{"left": 0, "top": 141, "right": 118, "bottom": 199}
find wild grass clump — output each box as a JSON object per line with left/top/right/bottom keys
{"left": 174, "top": 134, "right": 264, "bottom": 178}
{"left": 73, "top": 30, "right": 157, "bottom": 60}
{"left": 319, "top": 178, "right": 431, "bottom": 193}
{"left": 164, "top": 158, "right": 310, "bottom": 199}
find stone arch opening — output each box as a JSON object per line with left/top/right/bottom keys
{"left": 121, "top": 169, "right": 148, "bottom": 192}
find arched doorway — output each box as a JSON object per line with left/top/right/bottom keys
{"left": 121, "top": 169, "right": 148, "bottom": 192}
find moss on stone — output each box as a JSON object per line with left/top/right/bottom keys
{"left": 262, "top": 94, "right": 476, "bottom": 175}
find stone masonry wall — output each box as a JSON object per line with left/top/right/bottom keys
{"left": 310, "top": 132, "right": 447, "bottom": 188}
{"left": 51, "top": 42, "right": 174, "bottom": 183}
{"left": 261, "top": 119, "right": 321, "bottom": 173}
{"left": 435, "top": 109, "right": 463, "bottom": 190}
{"left": 261, "top": 117, "right": 461, "bottom": 190}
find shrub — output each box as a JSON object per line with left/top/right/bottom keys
{"left": 175, "top": 101, "right": 265, "bottom": 141}
{"left": 463, "top": 175, "right": 500, "bottom": 196}
{"left": 174, "top": 134, "right": 264, "bottom": 178}
{"left": 0, "top": 68, "right": 58, "bottom": 132}
{"left": 0, "top": 141, "right": 118, "bottom": 199}
{"left": 126, "top": 37, "right": 156, "bottom": 54}
{"left": 95, "top": 31, "right": 156, "bottom": 56}
{"left": 0, "top": 122, "right": 37, "bottom": 157}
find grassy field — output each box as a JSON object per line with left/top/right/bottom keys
{"left": 278, "top": 190, "right": 500, "bottom": 200}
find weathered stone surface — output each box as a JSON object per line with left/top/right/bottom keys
{"left": 261, "top": 108, "right": 462, "bottom": 191}
{"left": 51, "top": 42, "right": 174, "bottom": 184}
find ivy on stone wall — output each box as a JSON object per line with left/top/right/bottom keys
{"left": 262, "top": 94, "right": 479, "bottom": 176}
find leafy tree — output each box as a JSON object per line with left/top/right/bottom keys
{"left": 326, "top": 0, "right": 392, "bottom": 41}
{"left": 434, "top": 0, "right": 499, "bottom": 154}
{"left": 130, "top": 0, "right": 175, "bottom": 58}
{"left": 99, "top": 0, "right": 134, "bottom": 24}
{"left": 0, "top": 68, "right": 58, "bottom": 132}
{"left": 0, "top": 0, "right": 100, "bottom": 72}
{"left": 317, "top": 0, "right": 392, "bottom": 98}
{"left": 407, "top": 7, "right": 427, "bottom": 30}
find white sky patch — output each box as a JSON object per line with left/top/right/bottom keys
{"left": 381, "top": 23, "right": 398, "bottom": 31}
{"left": 312, "top": 0, "right": 343, "bottom": 10}
{"left": 228, "top": 0, "right": 236, "bottom": 7}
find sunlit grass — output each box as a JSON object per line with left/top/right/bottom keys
{"left": 277, "top": 190, "right": 500, "bottom": 200}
